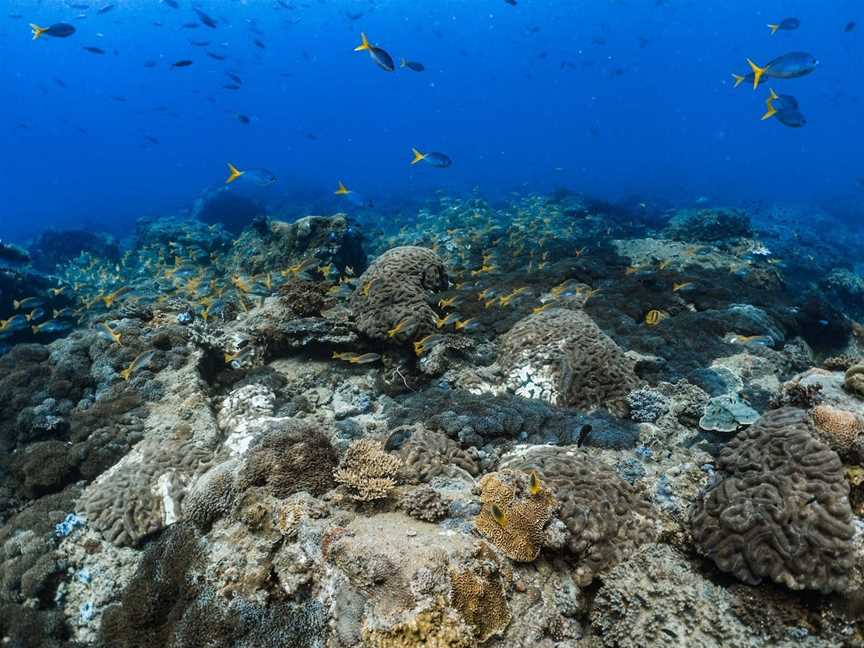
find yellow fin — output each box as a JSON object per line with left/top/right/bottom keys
{"left": 529, "top": 471, "right": 542, "bottom": 496}
{"left": 769, "top": 87, "right": 779, "bottom": 100}
{"left": 761, "top": 104, "right": 777, "bottom": 120}
{"left": 411, "top": 148, "right": 426, "bottom": 165}
{"left": 225, "top": 162, "right": 244, "bottom": 184}
{"left": 746, "top": 58, "right": 766, "bottom": 90}
{"left": 335, "top": 180, "right": 350, "bottom": 195}
{"left": 490, "top": 503, "right": 507, "bottom": 527}
{"left": 354, "top": 32, "right": 370, "bottom": 52}
{"left": 767, "top": 23, "right": 779, "bottom": 35}
{"left": 30, "top": 23, "right": 46, "bottom": 40}
{"left": 731, "top": 73, "right": 745, "bottom": 88}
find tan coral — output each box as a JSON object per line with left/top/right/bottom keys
{"left": 395, "top": 426, "right": 480, "bottom": 484}
{"left": 473, "top": 469, "right": 557, "bottom": 562}
{"left": 810, "top": 404, "right": 864, "bottom": 455}
{"left": 361, "top": 597, "right": 475, "bottom": 648}
{"left": 333, "top": 439, "right": 403, "bottom": 501}
{"left": 449, "top": 559, "right": 512, "bottom": 643}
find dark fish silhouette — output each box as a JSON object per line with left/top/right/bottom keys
{"left": 411, "top": 148, "right": 451, "bottom": 167}
{"left": 164, "top": 0, "right": 180, "bottom": 7}
{"left": 172, "top": 59, "right": 193, "bottom": 67}
{"left": 400, "top": 58, "right": 425, "bottom": 72}
{"left": 236, "top": 114, "right": 250, "bottom": 124}
{"left": 206, "top": 51, "right": 226, "bottom": 60}
{"left": 767, "top": 17, "right": 800, "bottom": 34}
{"left": 254, "top": 38, "right": 266, "bottom": 49}
{"left": 222, "top": 84, "right": 241, "bottom": 90}
{"left": 354, "top": 32, "right": 394, "bottom": 71}
{"left": 845, "top": 21, "right": 856, "bottom": 32}
{"left": 194, "top": 8, "right": 217, "bottom": 28}
{"left": 97, "top": 4, "right": 115, "bottom": 14}
{"left": 83, "top": 45, "right": 105, "bottom": 54}
{"left": 505, "top": 0, "right": 517, "bottom": 5}
{"left": 226, "top": 72, "right": 242, "bottom": 84}
{"left": 30, "top": 23, "right": 76, "bottom": 39}
{"left": 576, "top": 424, "right": 592, "bottom": 447}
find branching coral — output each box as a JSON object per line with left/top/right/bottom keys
{"left": 348, "top": 246, "right": 448, "bottom": 342}
{"left": 334, "top": 439, "right": 403, "bottom": 501}
{"left": 497, "top": 308, "right": 638, "bottom": 414}
{"left": 691, "top": 407, "right": 855, "bottom": 593}
{"left": 473, "top": 469, "right": 559, "bottom": 562}
{"left": 501, "top": 447, "right": 656, "bottom": 585}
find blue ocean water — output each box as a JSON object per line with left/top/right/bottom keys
{"left": 1, "top": 0, "right": 861, "bottom": 243}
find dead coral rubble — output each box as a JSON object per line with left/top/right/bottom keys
{"left": 691, "top": 407, "right": 855, "bottom": 593}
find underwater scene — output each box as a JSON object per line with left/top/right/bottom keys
{"left": 2, "top": 0, "right": 864, "bottom": 646}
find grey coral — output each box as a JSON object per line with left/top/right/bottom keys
{"left": 501, "top": 446, "right": 656, "bottom": 585}
{"left": 347, "top": 245, "right": 448, "bottom": 341}
{"left": 497, "top": 308, "right": 638, "bottom": 414}
{"left": 394, "top": 426, "right": 480, "bottom": 484}
{"left": 691, "top": 407, "right": 855, "bottom": 593}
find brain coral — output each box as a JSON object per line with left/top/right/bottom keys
{"left": 844, "top": 362, "right": 864, "bottom": 397}
{"left": 809, "top": 404, "right": 864, "bottom": 460}
{"left": 473, "top": 469, "right": 559, "bottom": 562}
{"left": 80, "top": 436, "right": 216, "bottom": 547}
{"left": 501, "top": 446, "right": 656, "bottom": 585}
{"left": 497, "top": 308, "right": 638, "bottom": 414}
{"left": 449, "top": 561, "right": 512, "bottom": 642}
{"left": 691, "top": 407, "right": 855, "bottom": 593}
{"left": 394, "top": 426, "right": 480, "bottom": 484}
{"left": 348, "top": 246, "right": 448, "bottom": 342}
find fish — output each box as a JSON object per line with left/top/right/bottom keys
{"left": 120, "top": 350, "right": 157, "bottom": 380}
{"left": 226, "top": 72, "right": 242, "bottom": 84}
{"left": 735, "top": 52, "right": 818, "bottom": 90}
{"left": 505, "top": 0, "right": 517, "bottom": 5}
{"left": 489, "top": 503, "right": 507, "bottom": 527}
{"left": 0, "top": 315, "right": 30, "bottom": 333}
{"left": 163, "top": 0, "right": 180, "bottom": 8}
{"left": 410, "top": 148, "right": 452, "bottom": 167}
{"left": 644, "top": 309, "right": 670, "bottom": 326}
{"left": 32, "top": 320, "right": 74, "bottom": 335}
{"left": 435, "top": 313, "right": 461, "bottom": 329}
{"left": 413, "top": 334, "right": 446, "bottom": 356}
{"left": 97, "top": 4, "right": 115, "bottom": 14}
{"left": 400, "top": 58, "right": 425, "bottom": 72}
{"left": 387, "top": 317, "right": 409, "bottom": 338}
{"left": 222, "top": 84, "right": 241, "bottom": 90}
{"left": 236, "top": 114, "right": 251, "bottom": 124}
{"left": 724, "top": 333, "right": 774, "bottom": 346}
{"left": 172, "top": 59, "right": 194, "bottom": 67}
{"left": 26, "top": 308, "right": 47, "bottom": 322}
{"left": 354, "top": 32, "right": 395, "bottom": 72}
{"left": 335, "top": 180, "right": 352, "bottom": 196}
{"left": 348, "top": 353, "right": 381, "bottom": 364}
{"left": 576, "top": 424, "right": 592, "bottom": 447}
{"left": 332, "top": 351, "right": 359, "bottom": 361}
{"left": 83, "top": 46, "right": 105, "bottom": 54}
{"left": 194, "top": 7, "right": 218, "bottom": 28}
{"left": 767, "top": 18, "right": 800, "bottom": 34}
{"left": 529, "top": 471, "right": 542, "bottom": 496}
{"left": 254, "top": 39, "right": 266, "bottom": 49}
{"left": 761, "top": 87, "right": 800, "bottom": 121}
{"left": 53, "top": 307, "right": 78, "bottom": 319}
{"left": 206, "top": 51, "right": 227, "bottom": 60}
{"left": 672, "top": 282, "right": 693, "bottom": 292}
{"left": 454, "top": 318, "right": 479, "bottom": 331}
{"left": 13, "top": 297, "right": 44, "bottom": 310}
{"left": 224, "top": 162, "right": 276, "bottom": 186}
{"left": 844, "top": 21, "right": 856, "bottom": 33}
{"left": 96, "top": 322, "right": 122, "bottom": 345}
{"left": 30, "top": 23, "right": 76, "bottom": 39}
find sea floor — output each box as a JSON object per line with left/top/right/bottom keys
{"left": 0, "top": 193, "right": 863, "bottom": 647}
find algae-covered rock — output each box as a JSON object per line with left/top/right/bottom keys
{"left": 699, "top": 393, "right": 759, "bottom": 433}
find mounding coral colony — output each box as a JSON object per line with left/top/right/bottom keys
{"left": 2, "top": 198, "right": 864, "bottom": 648}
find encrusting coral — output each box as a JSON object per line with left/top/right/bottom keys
{"left": 501, "top": 446, "right": 656, "bottom": 585}
{"left": 691, "top": 407, "right": 855, "bottom": 593}
{"left": 809, "top": 404, "right": 864, "bottom": 461}
{"left": 361, "top": 597, "right": 475, "bottom": 648}
{"left": 497, "top": 307, "right": 638, "bottom": 414}
{"left": 473, "top": 469, "right": 560, "bottom": 562}
{"left": 334, "top": 438, "right": 403, "bottom": 501}
{"left": 449, "top": 554, "right": 512, "bottom": 642}
{"left": 347, "top": 245, "right": 448, "bottom": 342}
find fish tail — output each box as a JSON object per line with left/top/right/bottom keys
{"left": 354, "top": 32, "right": 370, "bottom": 52}
{"left": 746, "top": 58, "right": 766, "bottom": 90}
{"left": 769, "top": 87, "right": 779, "bottom": 100}
{"left": 335, "top": 180, "right": 349, "bottom": 195}
{"left": 731, "top": 73, "right": 745, "bottom": 88}
{"left": 31, "top": 325, "right": 39, "bottom": 334}
{"left": 13, "top": 300, "right": 20, "bottom": 310}
{"left": 761, "top": 103, "right": 777, "bottom": 120}
{"left": 30, "top": 23, "right": 45, "bottom": 40}
{"left": 225, "top": 162, "right": 243, "bottom": 184}
{"left": 411, "top": 148, "right": 426, "bottom": 165}
{"left": 400, "top": 57, "right": 406, "bottom": 68}
{"left": 767, "top": 23, "right": 779, "bottom": 35}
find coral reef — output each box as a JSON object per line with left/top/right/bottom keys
{"left": 691, "top": 407, "right": 855, "bottom": 592}
{"left": 698, "top": 393, "right": 759, "bottom": 433}
{"left": 809, "top": 404, "right": 864, "bottom": 461}
{"left": 393, "top": 426, "right": 480, "bottom": 483}
{"left": 348, "top": 245, "right": 448, "bottom": 341}
{"left": 473, "top": 469, "right": 561, "bottom": 562}
{"left": 334, "top": 438, "right": 403, "bottom": 501}
{"left": 844, "top": 362, "right": 864, "bottom": 397}
{"left": 497, "top": 308, "right": 638, "bottom": 413}
{"left": 501, "top": 446, "right": 657, "bottom": 585}
{"left": 399, "top": 485, "right": 451, "bottom": 522}
{"left": 449, "top": 554, "right": 512, "bottom": 641}
{"left": 665, "top": 206, "right": 753, "bottom": 242}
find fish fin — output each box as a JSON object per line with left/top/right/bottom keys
{"left": 13, "top": 300, "right": 20, "bottom": 310}
{"left": 769, "top": 87, "right": 779, "bottom": 100}
{"left": 761, "top": 104, "right": 777, "bottom": 120}
{"left": 121, "top": 369, "right": 131, "bottom": 381}
{"left": 30, "top": 23, "right": 45, "bottom": 40}
{"left": 335, "top": 180, "right": 350, "bottom": 195}
{"left": 225, "top": 162, "right": 243, "bottom": 184}
{"left": 400, "top": 57, "right": 406, "bottom": 68}
{"left": 746, "top": 58, "right": 766, "bottom": 90}
{"left": 31, "top": 326, "right": 38, "bottom": 334}
{"left": 731, "top": 73, "right": 745, "bottom": 88}
{"left": 354, "top": 32, "right": 370, "bottom": 51}
{"left": 490, "top": 504, "right": 507, "bottom": 527}
{"left": 767, "top": 23, "right": 779, "bottom": 35}
{"left": 411, "top": 148, "right": 426, "bottom": 165}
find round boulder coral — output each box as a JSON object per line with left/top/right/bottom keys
{"left": 809, "top": 404, "right": 864, "bottom": 461}
{"left": 691, "top": 407, "right": 855, "bottom": 593}
{"left": 497, "top": 308, "right": 638, "bottom": 414}
{"left": 348, "top": 246, "right": 448, "bottom": 342}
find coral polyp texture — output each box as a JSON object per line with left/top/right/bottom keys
{"left": 691, "top": 407, "right": 855, "bottom": 593}
{"left": 473, "top": 469, "right": 560, "bottom": 562}
{"left": 501, "top": 446, "right": 657, "bottom": 585}
{"left": 809, "top": 404, "right": 864, "bottom": 460}
{"left": 497, "top": 308, "right": 638, "bottom": 414}
{"left": 347, "top": 245, "right": 448, "bottom": 341}
{"left": 333, "top": 438, "right": 403, "bottom": 501}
